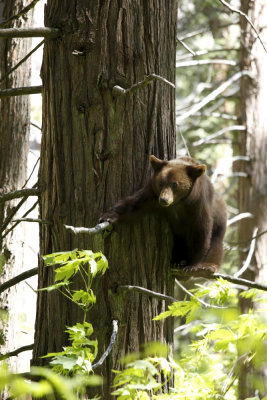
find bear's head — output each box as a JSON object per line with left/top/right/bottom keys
{"left": 150, "top": 155, "right": 206, "bottom": 207}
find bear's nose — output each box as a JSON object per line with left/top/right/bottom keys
{"left": 159, "top": 197, "right": 169, "bottom": 206}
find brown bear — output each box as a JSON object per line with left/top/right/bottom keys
{"left": 100, "top": 155, "right": 227, "bottom": 273}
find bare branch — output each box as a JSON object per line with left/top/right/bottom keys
{"left": 178, "top": 22, "right": 237, "bottom": 41}
{"left": 0, "top": 27, "right": 60, "bottom": 38}
{"left": 176, "top": 70, "right": 252, "bottom": 124}
{"left": 218, "top": 0, "right": 267, "bottom": 53}
{"left": 112, "top": 73, "right": 175, "bottom": 97}
{"left": 12, "top": 218, "right": 51, "bottom": 224}
{"left": 0, "top": 40, "right": 44, "bottom": 83}
{"left": 118, "top": 285, "right": 177, "bottom": 303}
{"left": 175, "top": 279, "right": 227, "bottom": 309}
{"left": 176, "top": 59, "right": 237, "bottom": 68}
{"left": 0, "top": 85, "right": 42, "bottom": 98}
{"left": 0, "top": 188, "right": 40, "bottom": 204}
{"left": 92, "top": 320, "right": 118, "bottom": 369}
{"left": 192, "top": 125, "right": 245, "bottom": 147}
{"left": 0, "top": 267, "right": 38, "bottom": 294}
{"left": 0, "top": 344, "right": 34, "bottom": 361}
{"left": 227, "top": 212, "right": 254, "bottom": 227}
{"left": 2, "top": 200, "right": 39, "bottom": 238}
{"left": 64, "top": 221, "right": 112, "bottom": 235}
{"left": 177, "top": 38, "right": 196, "bottom": 55}
{"left": 0, "top": 0, "right": 40, "bottom": 28}
{"left": 234, "top": 227, "right": 258, "bottom": 278}
{"left": 171, "top": 269, "right": 267, "bottom": 292}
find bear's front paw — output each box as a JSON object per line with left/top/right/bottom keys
{"left": 99, "top": 212, "right": 119, "bottom": 224}
{"left": 186, "top": 263, "right": 219, "bottom": 274}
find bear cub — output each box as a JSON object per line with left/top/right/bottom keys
{"left": 100, "top": 155, "right": 227, "bottom": 273}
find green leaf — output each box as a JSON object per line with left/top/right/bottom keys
{"left": 54, "top": 260, "right": 80, "bottom": 281}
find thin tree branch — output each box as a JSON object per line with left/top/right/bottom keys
{"left": 64, "top": 221, "right": 112, "bottom": 235}
{"left": 176, "top": 59, "right": 237, "bottom": 68}
{"left": 92, "top": 320, "right": 118, "bottom": 369}
{"left": 0, "top": 188, "right": 40, "bottom": 204}
{"left": 22, "top": 157, "right": 40, "bottom": 189}
{"left": 192, "top": 125, "right": 245, "bottom": 147}
{"left": 176, "top": 70, "right": 252, "bottom": 124}
{"left": 227, "top": 212, "right": 254, "bottom": 227}
{"left": 0, "top": 40, "right": 44, "bottom": 83}
{"left": 178, "top": 22, "right": 237, "bottom": 41}
{"left": 0, "top": 344, "right": 34, "bottom": 361}
{"left": 0, "top": 85, "right": 42, "bottom": 98}
{"left": 171, "top": 269, "right": 267, "bottom": 292}
{"left": 12, "top": 218, "right": 51, "bottom": 224}
{"left": 176, "top": 47, "right": 240, "bottom": 61}
{"left": 218, "top": 0, "right": 267, "bottom": 53}
{"left": 2, "top": 200, "right": 39, "bottom": 238}
{"left": 175, "top": 279, "right": 227, "bottom": 309}
{"left": 112, "top": 73, "right": 175, "bottom": 97}
{"left": 0, "top": 268, "right": 38, "bottom": 295}
{"left": 0, "top": 0, "right": 40, "bottom": 28}
{"left": 118, "top": 285, "right": 177, "bottom": 303}
{"left": 234, "top": 227, "right": 258, "bottom": 278}
{"left": 0, "top": 27, "right": 60, "bottom": 38}
{"left": 177, "top": 38, "right": 196, "bottom": 55}
{"left": 1, "top": 196, "right": 28, "bottom": 234}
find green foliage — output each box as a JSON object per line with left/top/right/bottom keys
{"left": 0, "top": 364, "right": 102, "bottom": 399}
{"left": 41, "top": 249, "right": 108, "bottom": 375}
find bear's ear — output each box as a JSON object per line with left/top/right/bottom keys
{"left": 150, "top": 155, "right": 168, "bottom": 171}
{"left": 186, "top": 164, "right": 207, "bottom": 178}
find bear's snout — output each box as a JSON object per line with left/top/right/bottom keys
{"left": 159, "top": 188, "right": 174, "bottom": 207}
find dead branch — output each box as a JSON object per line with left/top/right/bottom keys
{"left": 0, "top": 27, "right": 60, "bottom": 38}
{"left": 178, "top": 22, "right": 237, "bottom": 41}
{"left": 0, "top": 267, "right": 38, "bottom": 295}
{"left": 12, "top": 218, "right": 51, "bottom": 224}
{"left": 227, "top": 212, "right": 253, "bottom": 227}
{"left": 0, "top": 188, "right": 40, "bottom": 204}
{"left": 0, "top": 40, "right": 44, "bottom": 83}
{"left": 118, "top": 284, "right": 177, "bottom": 303}
{"left": 92, "top": 320, "right": 118, "bottom": 369}
{"left": 176, "top": 70, "right": 251, "bottom": 124}
{"left": 176, "top": 59, "right": 237, "bottom": 67}
{"left": 171, "top": 269, "right": 267, "bottom": 292}
{"left": 112, "top": 73, "right": 175, "bottom": 97}
{"left": 64, "top": 221, "right": 112, "bottom": 235}
{"left": 0, "top": 85, "right": 42, "bottom": 97}
{"left": 177, "top": 38, "right": 196, "bottom": 55}
{"left": 218, "top": 0, "right": 267, "bottom": 53}
{"left": 0, "top": 344, "right": 34, "bottom": 361}
{"left": 234, "top": 227, "right": 258, "bottom": 278}
{"left": 0, "top": 0, "right": 40, "bottom": 28}
{"left": 192, "top": 125, "right": 245, "bottom": 146}
{"left": 2, "top": 200, "right": 39, "bottom": 239}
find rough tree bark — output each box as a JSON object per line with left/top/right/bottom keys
{"left": 238, "top": 0, "right": 267, "bottom": 397}
{"left": 33, "top": 1, "right": 177, "bottom": 398}
{"left": 0, "top": 0, "right": 32, "bottom": 374}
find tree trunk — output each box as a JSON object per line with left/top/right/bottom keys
{"left": 0, "top": 0, "right": 32, "bottom": 374}
{"left": 238, "top": 0, "right": 267, "bottom": 397}
{"left": 33, "top": 1, "right": 177, "bottom": 398}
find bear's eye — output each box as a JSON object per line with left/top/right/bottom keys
{"left": 171, "top": 181, "right": 178, "bottom": 189}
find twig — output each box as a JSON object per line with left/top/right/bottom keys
{"left": 0, "top": 267, "right": 38, "bottom": 294}
{"left": 118, "top": 285, "right": 177, "bottom": 303}
{"left": 112, "top": 73, "right": 175, "bottom": 97}
{"left": 22, "top": 157, "right": 40, "bottom": 189}
{"left": 0, "top": 0, "right": 40, "bottom": 28}
{"left": 0, "top": 344, "right": 34, "bottom": 361}
{"left": 176, "top": 48, "right": 240, "bottom": 61}
{"left": 1, "top": 196, "right": 28, "bottom": 234}
{"left": 227, "top": 212, "right": 253, "bottom": 227}
{"left": 92, "top": 320, "right": 118, "bottom": 369}
{"left": 0, "top": 85, "right": 42, "bottom": 98}
{"left": 228, "top": 229, "right": 267, "bottom": 245}
{"left": 171, "top": 269, "right": 267, "bottom": 292}
{"left": 2, "top": 199, "right": 39, "bottom": 239}
{"left": 218, "top": 0, "right": 267, "bottom": 53}
{"left": 178, "top": 22, "right": 237, "bottom": 41}
{"left": 176, "top": 59, "right": 237, "bottom": 68}
{"left": 0, "top": 27, "right": 60, "bottom": 38}
{"left": 176, "top": 70, "right": 252, "bottom": 124}
{"left": 64, "top": 221, "right": 112, "bottom": 235}
{"left": 175, "top": 279, "right": 227, "bottom": 309}
{"left": 177, "top": 38, "right": 196, "bottom": 55}
{"left": 192, "top": 125, "right": 245, "bottom": 147}
{"left": 12, "top": 218, "right": 51, "bottom": 224}
{"left": 30, "top": 122, "right": 41, "bottom": 131}
{"left": 0, "top": 188, "right": 40, "bottom": 204}
{"left": 234, "top": 227, "right": 258, "bottom": 278}
{"left": 193, "top": 111, "right": 238, "bottom": 120}
{"left": 0, "top": 40, "right": 44, "bottom": 83}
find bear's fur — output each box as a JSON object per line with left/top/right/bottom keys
{"left": 100, "top": 155, "right": 227, "bottom": 273}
